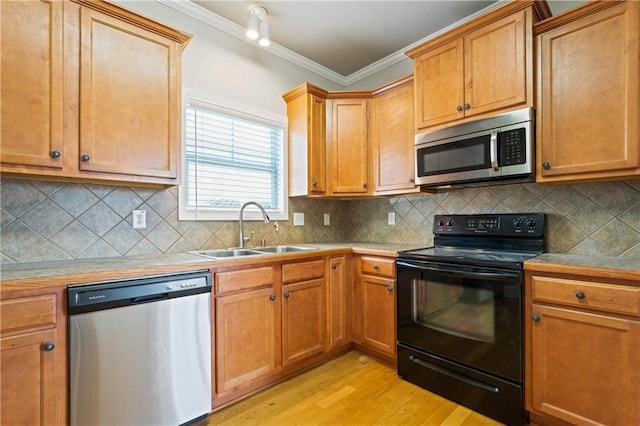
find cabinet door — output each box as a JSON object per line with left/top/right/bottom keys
{"left": 215, "top": 287, "right": 276, "bottom": 393}
{"left": 1, "top": 329, "right": 57, "bottom": 425}
{"left": 361, "top": 275, "right": 396, "bottom": 356}
{"left": 78, "top": 7, "right": 179, "bottom": 179}
{"left": 327, "top": 256, "right": 348, "bottom": 349}
{"left": 329, "top": 99, "right": 370, "bottom": 194}
{"left": 372, "top": 82, "right": 418, "bottom": 194}
{"left": 308, "top": 95, "right": 327, "bottom": 194}
{"left": 537, "top": 2, "right": 639, "bottom": 180}
{"left": 282, "top": 279, "right": 325, "bottom": 366}
{"left": 530, "top": 304, "right": 640, "bottom": 425}
{"left": 464, "top": 10, "right": 528, "bottom": 117}
{"left": 0, "top": 0, "right": 64, "bottom": 169}
{"left": 413, "top": 39, "right": 464, "bottom": 129}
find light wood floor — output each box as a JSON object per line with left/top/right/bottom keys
{"left": 197, "top": 351, "right": 502, "bottom": 426}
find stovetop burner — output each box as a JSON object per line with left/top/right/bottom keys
{"left": 398, "top": 213, "right": 546, "bottom": 270}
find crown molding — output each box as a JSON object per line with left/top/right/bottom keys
{"left": 149, "top": 0, "right": 506, "bottom": 88}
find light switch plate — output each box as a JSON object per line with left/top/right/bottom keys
{"left": 293, "top": 212, "right": 304, "bottom": 226}
{"left": 324, "top": 213, "right": 330, "bottom": 226}
{"left": 388, "top": 212, "right": 396, "bottom": 225}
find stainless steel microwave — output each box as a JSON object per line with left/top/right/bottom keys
{"left": 415, "top": 108, "right": 534, "bottom": 189}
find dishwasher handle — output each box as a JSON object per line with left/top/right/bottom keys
{"left": 132, "top": 293, "right": 169, "bottom": 304}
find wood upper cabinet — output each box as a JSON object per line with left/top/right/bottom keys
{"left": 283, "top": 84, "right": 328, "bottom": 196}
{"left": 536, "top": 0, "right": 639, "bottom": 183}
{"left": 372, "top": 77, "right": 419, "bottom": 195}
{"left": 327, "top": 97, "right": 371, "bottom": 195}
{"left": 1, "top": 293, "right": 65, "bottom": 425}
{"left": 77, "top": 5, "right": 181, "bottom": 180}
{"left": 0, "top": 0, "right": 190, "bottom": 186}
{"left": 327, "top": 255, "right": 349, "bottom": 349}
{"left": 1, "top": 0, "right": 64, "bottom": 169}
{"left": 525, "top": 271, "right": 640, "bottom": 426}
{"left": 408, "top": 3, "right": 538, "bottom": 131}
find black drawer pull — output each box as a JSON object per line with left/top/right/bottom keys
{"left": 575, "top": 291, "right": 585, "bottom": 299}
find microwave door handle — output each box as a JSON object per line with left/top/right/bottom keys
{"left": 490, "top": 130, "right": 499, "bottom": 171}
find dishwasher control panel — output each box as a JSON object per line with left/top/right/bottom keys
{"left": 68, "top": 271, "right": 211, "bottom": 314}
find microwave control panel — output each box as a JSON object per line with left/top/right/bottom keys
{"left": 498, "top": 128, "right": 526, "bottom": 166}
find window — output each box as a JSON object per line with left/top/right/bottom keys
{"left": 179, "top": 98, "right": 287, "bottom": 221}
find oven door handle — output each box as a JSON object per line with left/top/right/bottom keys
{"left": 408, "top": 355, "right": 500, "bottom": 393}
{"left": 396, "top": 262, "right": 519, "bottom": 281}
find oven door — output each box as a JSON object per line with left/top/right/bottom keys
{"left": 396, "top": 259, "right": 523, "bottom": 382}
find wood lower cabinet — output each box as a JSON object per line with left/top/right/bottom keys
{"left": 327, "top": 255, "right": 349, "bottom": 349}
{"left": 535, "top": 0, "right": 639, "bottom": 183}
{"left": 371, "top": 77, "right": 419, "bottom": 195}
{"left": 354, "top": 255, "right": 396, "bottom": 363}
{"left": 0, "top": 292, "right": 65, "bottom": 425}
{"left": 282, "top": 279, "right": 325, "bottom": 366}
{"left": 0, "top": 0, "right": 190, "bottom": 186}
{"left": 407, "top": 2, "right": 541, "bottom": 131}
{"left": 214, "top": 266, "right": 277, "bottom": 396}
{"left": 525, "top": 270, "right": 640, "bottom": 426}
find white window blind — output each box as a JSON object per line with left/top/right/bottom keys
{"left": 179, "top": 98, "right": 287, "bottom": 221}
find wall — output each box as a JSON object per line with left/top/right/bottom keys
{"left": 2, "top": 178, "right": 638, "bottom": 263}
{"left": 1, "top": 1, "right": 636, "bottom": 264}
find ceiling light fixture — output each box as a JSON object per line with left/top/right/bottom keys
{"left": 246, "top": 6, "right": 270, "bottom": 47}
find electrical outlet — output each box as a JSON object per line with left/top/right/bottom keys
{"left": 293, "top": 212, "right": 304, "bottom": 226}
{"left": 388, "top": 212, "right": 396, "bottom": 225}
{"left": 324, "top": 213, "right": 330, "bottom": 226}
{"left": 132, "top": 210, "right": 146, "bottom": 229}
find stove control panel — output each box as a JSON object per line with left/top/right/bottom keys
{"left": 434, "top": 213, "right": 545, "bottom": 237}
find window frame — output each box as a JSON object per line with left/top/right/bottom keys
{"left": 178, "top": 94, "right": 288, "bottom": 222}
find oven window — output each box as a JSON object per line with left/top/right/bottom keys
{"left": 411, "top": 277, "right": 496, "bottom": 343}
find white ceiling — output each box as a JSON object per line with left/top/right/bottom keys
{"left": 169, "top": 0, "right": 583, "bottom": 85}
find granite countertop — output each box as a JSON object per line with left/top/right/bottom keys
{"left": 0, "top": 243, "right": 423, "bottom": 291}
{"left": 525, "top": 253, "right": 639, "bottom": 282}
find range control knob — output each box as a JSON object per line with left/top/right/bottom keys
{"left": 526, "top": 218, "right": 537, "bottom": 229}
{"left": 438, "top": 219, "right": 446, "bottom": 226}
{"left": 513, "top": 218, "right": 524, "bottom": 229}
{"left": 446, "top": 219, "right": 454, "bottom": 226}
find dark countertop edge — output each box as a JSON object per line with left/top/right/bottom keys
{"left": 525, "top": 253, "right": 640, "bottom": 282}
{"left": 0, "top": 243, "right": 421, "bottom": 291}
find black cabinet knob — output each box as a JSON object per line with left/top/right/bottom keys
{"left": 542, "top": 162, "right": 551, "bottom": 170}
{"left": 387, "top": 286, "right": 393, "bottom": 292}
{"left": 575, "top": 291, "right": 585, "bottom": 299}
{"left": 409, "top": 177, "right": 415, "bottom": 183}
{"left": 50, "top": 151, "right": 61, "bottom": 159}
{"left": 362, "top": 182, "right": 368, "bottom": 188}
{"left": 269, "top": 294, "right": 276, "bottom": 301}
{"left": 312, "top": 181, "right": 318, "bottom": 187}
{"left": 81, "top": 154, "right": 91, "bottom": 162}
{"left": 532, "top": 314, "right": 541, "bottom": 322}
{"left": 284, "top": 291, "right": 290, "bottom": 299}
{"left": 43, "top": 342, "right": 55, "bottom": 352}
{"left": 464, "top": 103, "right": 471, "bottom": 110}
{"left": 456, "top": 105, "right": 463, "bottom": 112}
{"left": 331, "top": 264, "right": 337, "bottom": 270}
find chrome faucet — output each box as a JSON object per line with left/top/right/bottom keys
{"left": 238, "top": 201, "right": 270, "bottom": 248}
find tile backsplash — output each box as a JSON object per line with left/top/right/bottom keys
{"left": 1, "top": 178, "right": 639, "bottom": 264}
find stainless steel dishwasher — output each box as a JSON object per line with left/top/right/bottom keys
{"left": 68, "top": 271, "right": 212, "bottom": 426}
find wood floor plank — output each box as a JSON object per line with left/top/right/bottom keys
{"left": 198, "top": 351, "right": 503, "bottom": 426}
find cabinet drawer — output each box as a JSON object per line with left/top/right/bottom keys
{"left": 215, "top": 266, "right": 274, "bottom": 294}
{"left": 0, "top": 295, "right": 56, "bottom": 333}
{"left": 282, "top": 259, "right": 324, "bottom": 284}
{"left": 361, "top": 256, "right": 395, "bottom": 278}
{"left": 532, "top": 276, "right": 640, "bottom": 316}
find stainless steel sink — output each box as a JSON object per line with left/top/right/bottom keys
{"left": 254, "top": 245, "right": 316, "bottom": 253}
{"left": 192, "top": 245, "right": 316, "bottom": 258}
{"left": 192, "top": 249, "right": 264, "bottom": 259}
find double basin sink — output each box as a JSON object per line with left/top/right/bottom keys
{"left": 192, "top": 245, "right": 316, "bottom": 259}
